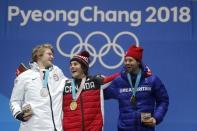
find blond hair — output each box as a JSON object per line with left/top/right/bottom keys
{"left": 32, "top": 43, "right": 54, "bottom": 62}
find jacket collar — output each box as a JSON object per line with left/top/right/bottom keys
{"left": 29, "top": 62, "right": 54, "bottom": 72}
{"left": 120, "top": 64, "right": 152, "bottom": 81}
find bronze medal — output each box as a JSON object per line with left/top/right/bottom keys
{"left": 70, "top": 101, "right": 77, "bottom": 111}
{"left": 130, "top": 96, "right": 136, "bottom": 104}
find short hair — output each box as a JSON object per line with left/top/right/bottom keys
{"left": 32, "top": 43, "right": 54, "bottom": 62}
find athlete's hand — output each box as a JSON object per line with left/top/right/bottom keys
{"left": 142, "top": 117, "right": 156, "bottom": 127}
{"left": 16, "top": 112, "right": 32, "bottom": 122}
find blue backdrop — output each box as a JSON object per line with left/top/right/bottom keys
{"left": 0, "top": 0, "right": 197, "bottom": 131}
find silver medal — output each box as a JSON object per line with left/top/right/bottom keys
{"left": 40, "top": 88, "right": 48, "bottom": 97}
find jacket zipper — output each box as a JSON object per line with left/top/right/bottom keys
{"left": 47, "top": 85, "right": 57, "bottom": 131}
{"left": 80, "top": 93, "right": 85, "bottom": 131}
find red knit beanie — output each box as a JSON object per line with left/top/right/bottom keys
{"left": 125, "top": 45, "right": 143, "bottom": 62}
{"left": 70, "top": 51, "right": 90, "bottom": 69}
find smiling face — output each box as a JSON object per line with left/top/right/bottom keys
{"left": 32, "top": 44, "right": 54, "bottom": 69}
{"left": 70, "top": 61, "right": 85, "bottom": 79}
{"left": 124, "top": 56, "right": 140, "bottom": 74}
{"left": 37, "top": 48, "right": 54, "bottom": 68}
{"left": 40, "top": 48, "right": 54, "bottom": 67}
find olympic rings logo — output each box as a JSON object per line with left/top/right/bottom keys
{"left": 56, "top": 31, "right": 139, "bottom": 69}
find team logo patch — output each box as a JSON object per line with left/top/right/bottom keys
{"left": 53, "top": 74, "right": 59, "bottom": 81}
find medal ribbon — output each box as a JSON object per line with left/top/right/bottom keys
{"left": 127, "top": 69, "right": 142, "bottom": 97}
{"left": 71, "top": 77, "right": 86, "bottom": 101}
{"left": 42, "top": 69, "right": 49, "bottom": 88}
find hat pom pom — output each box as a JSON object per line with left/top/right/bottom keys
{"left": 80, "top": 51, "right": 90, "bottom": 58}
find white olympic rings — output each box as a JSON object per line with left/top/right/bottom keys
{"left": 56, "top": 31, "right": 139, "bottom": 69}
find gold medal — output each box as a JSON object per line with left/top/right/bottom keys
{"left": 130, "top": 96, "right": 136, "bottom": 104}
{"left": 70, "top": 101, "right": 77, "bottom": 111}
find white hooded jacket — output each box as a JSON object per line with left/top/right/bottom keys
{"left": 10, "top": 62, "right": 67, "bottom": 131}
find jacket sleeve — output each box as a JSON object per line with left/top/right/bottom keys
{"left": 56, "top": 66, "right": 66, "bottom": 80}
{"left": 103, "top": 79, "right": 119, "bottom": 100}
{"left": 103, "top": 73, "right": 120, "bottom": 84}
{"left": 10, "top": 75, "right": 26, "bottom": 118}
{"left": 152, "top": 76, "right": 169, "bottom": 125}
{"left": 101, "top": 72, "right": 120, "bottom": 89}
